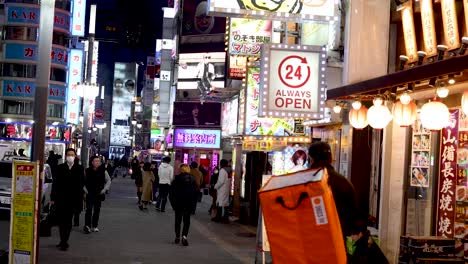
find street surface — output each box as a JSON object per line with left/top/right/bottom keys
{"left": 35, "top": 177, "right": 256, "bottom": 264}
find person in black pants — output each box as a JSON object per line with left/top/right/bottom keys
{"left": 50, "top": 148, "right": 84, "bottom": 251}
{"left": 156, "top": 156, "right": 173, "bottom": 212}
{"left": 172, "top": 164, "right": 198, "bottom": 246}
{"left": 83, "top": 156, "right": 111, "bottom": 233}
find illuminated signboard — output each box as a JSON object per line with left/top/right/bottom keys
{"left": 4, "top": 43, "right": 68, "bottom": 67}
{"left": 401, "top": 1, "right": 418, "bottom": 63}
{"left": 420, "top": 0, "right": 437, "bottom": 57}
{"left": 207, "top": 0, "right": 337, "bottom": 22}
{"left": 72, "top": 0, "right": 86, "bottom": 36}
{"left": 177, "top": 52, "right": 225, "bottom": 90}
{"left": 2, "top": 80, "right": 66, "bottom": 102}
{"left": 66, "top": 49, "right": 84, "bottom": 124}
{"left": 441, "top": 0, "right": 460, "bottom": 50}
{"left": 228, "top": 55, "right": 247, "bottom": 79}
{"left": 222, "top": 98, "right": 239, "bottom": 136}
{"left": 229, "top": 18, "right": 272, "bottom": 57}
{"left": 5, "top": 4, "right": 71, "bottom": 32}
{"left": 259, "top": 44, "right": 326, "bottom": 119}
{"left": 174, "top": 128, "right": 221, "bottom": 149}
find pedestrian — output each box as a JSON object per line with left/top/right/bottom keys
{"left": 83, "top": 156, "right": 111, "bottom": 233}
{"left": 73, "top": 157, "right": 84, "bottom": 227}
{"left": 134, "top": 161, "right": 144, "bottom": 205}
{"left": 156, "top": 156, "right": 173, "bottom": 212}
{"left": 151, "top": 161, "right": 159, "bottom": 202}
{"left": 172, "top": 164, "right": 198, "bottom": 246}
{"left": 213, "top": 159, "right": 231, "bottom": 223}
{"left": 120, "top": 155, "right": 128, "bottom": 177}
{"left": 139, "top": 162, "right": 155, "bottom": 210}
{"left": 308, "top": 141, "right": 357, "bottom": 241}
{"left": 190, "top": 162, "right": 203, "bottom": 213}
{"left": 50, "top": 148, "right": 85, "bottom": 251}
{"left": 209, "top": 167, "right": 219, "bottom": 216}
{"left": 46, "top": 150, "right": 59, "bottom": 178}
{"left": 349, "top": 219, "right": 388, "bottom": 264}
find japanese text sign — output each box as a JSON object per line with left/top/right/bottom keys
{"left": 66, "top": 49, "right": 84, "bottom": 124}
{"left": 6, "top": 4, "right": 71, "bottom": 32}
{"left": 2, "top": 80, "right": 66, "bottom": 102}
{"left": 5, "top": 43, "right": 68, "bottom": 66}
{"left": 420, "top": 0, "right": 437, "bottom": 57}
{"left": 207, "top": 0, "right": 337, "bottom": 22}
{"left": 72, "top": 0, "right": 86, "bottom": 36}
{"left": 9, "top": 161, "right": 38, "bottom": 264}
{"left": 436, "top": 109, "right": 459, "bottom": 238}
{"left": 400, "top": 1, "right": 418, "bottom": 63}
{"left": 441, "top": 0, "right": 460, "bottom": 50}
{"left": 229, "top": 18, "right": 272, "bottom": 57}
{"left": 259, "top": 44, "right": 326, "bottom": 119}
{"left": 174, "top": 129, "right": 221, "bottom": 149}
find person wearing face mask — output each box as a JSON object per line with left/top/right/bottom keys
{"left": 50, "top": 148, "right": 85, "bottom": 251}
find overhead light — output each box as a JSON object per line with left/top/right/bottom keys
{"left": 30, "top": 120, "right": 35, "bottom": 124}
{"left": 437, "top": 45, "right": 448, "bottom": 61}
{"left": 420, "top": 99, "right": 450, "bottom": 131}
{"left": 400, "top": 92, "right": 412, "bottom": 105}
{"left": 437, "top": 82, "right": 449, "bottom": 98}
{"left": 52, "top": 121, "right": 59, "bottom": 125}
{"left": 393, "top": 100, "right": 417, "bottom": 127}
{"left": 5, "top": 118, "right": 12, "bottom": 123}
{"left": 352, "top": 100, "right": 362, "bottom": 110}
{"left": 399, "top": 55, "right": 408, "bottom": 71}
{"left": 333, "top": 105, "right": 342, "bottom": 114}
{"left": 448, "top": 74, "right": 455, "bottom": 85}
{"left": 136, "top": 123, "right": 142, "bottom": 129}
{"left": 92, "top": 126, "right": 98, "bottom": 132}
{"left": 87, "top": 129, "right": 92, "bottom": 133}
{"left": 131, "top": 119, "right": 137, "bottom": 125}
{"left": 459, "top": 37, "right": 468, "bottom": 55}
{"left": 373, "top": 97, "right": 383, "bottom": 106}
{"left": 349, "top": 106, "right": 368, "bottom": 129}
{"left": 417, "top": 51, "right": 426, "bottom": 65}
{"left": 368, "top": 101, "right": 392, "bottom": 130}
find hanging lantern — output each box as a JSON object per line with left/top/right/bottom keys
{"left": 349, "top": 105, "right": 368, "bottom": 129}
{"left": 392, "top": 100, "right": 417, "bottom": 127}
{"left": 367, "top": 102, "right": 393, "bottom": 130}
{"left": 462, "top": 91, "right": 468, "bottom": 116}
{"left": 420, "top": 99, "right": 450, "bottom": 131}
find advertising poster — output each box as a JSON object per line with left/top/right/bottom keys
{"left": 110, "top": 63, "right": 137, "bottom": 146}
{"left": 245, "top": 66, "right": 309, "bottom": 136}
{"left": 222, "top": 98, "right": 239, "bottom": 136}
{"left": 172, "top": 102, "right": 222, "bottom": 127}
{"left": 455, "top": 111, "right": 468, "bottom": 255}
{"left": 259, "top": 44, "right": 326, "bottom": 119}
{"left": 177, "top": 52, "right": 225, "bottom": 91}
{"left": 109, "top": 146, "right": 126, "bottom": 161}
{"left": 229, "top": 18, "right": 272, "bottom": 57}
{"left": 9, "top": 161, "right": 38, "bottom": 264}
{"left": 208, "top": 0, "right": 336, "bottom": 21}
{"left": 0, "top": 122, "right": 71, "bottom": 143}
{"left": 270, "top": 144, "right": 309, "bottom": 176}
{"left": 228, "top": 55, "right": 247, "bottom": 79}
{"left": 150, "top": 129, "right": 165, "bottom": 151}
{"left": 182, "top": 0, "right": 225, "bottom": 36}
{"left": 410, "top": 117, "right": 431, "bottom": 188}
{"left": 174, "top": 128, "right": 221, "bottom": 149}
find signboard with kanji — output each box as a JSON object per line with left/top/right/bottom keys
{"left": 66, "top": 49, "right": 84, "bottom": 125}
{"left": 259, "top": 44, "right": 326, "bottom": 119}
{"left": 229, "top": 18, "right": 271, "bottom": 57}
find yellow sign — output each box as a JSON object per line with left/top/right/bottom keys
{"left": 9, "top": 161, "right": 38, "bottom": 264}
{"left": 420, "top": 0, "right": 437, "bottom": 57}
{"left": 401, "top": 1, "right": 418, "bottom": 62}
{"left": 441, "top": 0, "right": 460, "bottom": 50}
{"left": 242, "top": 140, "right": 287, "bottom": 152}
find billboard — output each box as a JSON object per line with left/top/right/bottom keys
{"left": 207, "top": 0, "right": 337, "bottom": 22}
{"left": 229, "top": 18, "right": 272, "bottom": 57}
{"left": 174, "top": 128, "right": 221, "bottom": 149}
{"left": 259, "top": 44, "right": 326, "bottom": 119}
{"left": 222, "top": 98, "right": 239, "bottom": 136}
{"left": 172, "top": 102, "right": 221, "bottom": 127}
{"left": 270, "top": 144, "right": 309, "bottom": 175}
{"left": 4, "top": 43, "right": 68, "bottom": 67}
{"left": 66, "top": 49, "right": 84, "bottom": 124}
{"left": 228, "top": 55, "right": 247, "bottom": 79}
{"left": 71, "top": 0, "right": 86, "bottom": 36}
{"left": 181, "top": 0, "right": 225, "bottom": 36}
{"left": 177, "top": 52, "right": 225, "bottom": 91}
{"left": 110, "top": 63, "right": 137, "bottom": 146}
{"left": 5, "top": 4, "right": 71, "bottom": 32}
{"left": 2, "top": 81, "right": 66, "bottom": 102}
{"left": 0, "top": 122, "right": 72, "bottom": 143}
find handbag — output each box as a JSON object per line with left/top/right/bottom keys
{"left": 258, "top": 168, "right": 347, "bottom": 264}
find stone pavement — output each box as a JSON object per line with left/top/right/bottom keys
{"left": 38, "top": 177, "right": 257, "bottom": 264}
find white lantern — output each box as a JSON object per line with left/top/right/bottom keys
{"left": 349, "top": 106, "right": 368, "bottom": 129}
{"left": 420, "top": 100, "right": 450, "bottom": 131}
{"left": 392, "top": 100, "right": 417, "bottom": 127}
{"left": 462, "top": 91, "right": 468, "bottom": 116}
{"left": 368, "top": 103, "right": 393, "bottom": 130}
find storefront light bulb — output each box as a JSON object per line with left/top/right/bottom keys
{"left": 373, "top": 97, "right": 383, "bottom": 106}
{"left": 436, "top": 86, "right": 449, "bottom": 98}
{"left": 352, "top": 100, "right": 362, "bottom": 110}
{"left": 333, "top": 105, "right": 342, "bottom": 113}
{"left": 400, "top": 92, "right": 412, "bottom": 105}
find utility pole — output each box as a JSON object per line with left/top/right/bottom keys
{"left": 81, "top": 4, "right": 97, "bottom": 168}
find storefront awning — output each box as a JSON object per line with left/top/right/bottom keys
{"left": 327, "top": 54, "right": 468, "bottom": 100}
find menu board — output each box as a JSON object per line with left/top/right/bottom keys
{"left": 455, "top": 111, "right": 468, "bottom": 255}
{"left": 410, "top": 116, "right": 432, "bottom": 188}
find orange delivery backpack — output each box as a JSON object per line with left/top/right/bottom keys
{"left": 258, "top": 167, "right": 347, "bottom": 264}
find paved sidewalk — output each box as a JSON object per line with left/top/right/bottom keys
{"left": 38, "top": 178, "right": 256, "bottom": 264}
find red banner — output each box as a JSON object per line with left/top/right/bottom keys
{"left": 437, "top": 109, "right": 459, "bottom": 238}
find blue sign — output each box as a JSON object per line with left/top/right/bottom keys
{"left": 5, "top": 43, "right": 68, "bottom": 66}
{"left": 6, "top": 4, "right": 71, "bottom": 32}
{"left": 72, "top": 0, "right": 87, "bottom": 36}
{"left": 173, "top": 129, "right": 221, "bottom": 149}
{"left": 2, "top": 80, "right": 66, "bottom": 102}
{"left": 65, "top": 49, "right": 84, "bottom": 124}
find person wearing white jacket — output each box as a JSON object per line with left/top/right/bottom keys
{"left": 156, "top": 156, "right": 174, "bottom": 212}
{"left": 214, "top": 159, "right": 230, "bottom": 223}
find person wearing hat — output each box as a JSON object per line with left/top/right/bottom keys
{"left": 308, "top": 142, "right": 357, "bottom": 240}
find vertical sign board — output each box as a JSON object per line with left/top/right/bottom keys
{"left": 66, "top": 49, "right": 84, "bottom": 124}
{"left": 259, "top": 44, "right": 326, "bottom": 119}
{"left": 441, "top": 0, "right": 460, "bottom": 50}
{"left": 464, "top": 0, "right": 468, "bottom": 36}
{"left": 401, "top": 1, "right": 418, "bottom": 63}
{"left": 9, "top": 161, "right": 38, "bottom": 264}
{"left": 436, "top": 110, "right": 459, "bottom": 238}
{"left": 420, "top": 0, "right": 437, "bottom": 57}
{"left": 71, "top": 0, "right": 86, "bottom": 36}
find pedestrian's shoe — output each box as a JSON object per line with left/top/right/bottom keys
{"left": 83, "top": 226, "right": 91, "bottom": 234}
{"left": 138, "top": 205, "right": 144, "bottom": 210}
{"left": 182, "top": 236, "right": 189, "bottom": 246}
{"left": 92, "top": 227, "right": 100, "bottom": 232}
{"left": 174, "top": 237, "right": 180, "bottom": 244}
{"left": 155, "top": 207, "right": 161, "bottom": 211}
{"left": 59, "top": 243, "right": 69, "bottom": 251}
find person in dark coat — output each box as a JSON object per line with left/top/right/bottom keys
{"left": 134, "top": 161, "right": 144, "bottom": 205}
{"left": 308, "top": 142, "right": 357, "bottom": 241}
{"left": 172, "top": 164, "right": 198, "bottom": 246}
{"left": 50, "top": 148, "right": 85, "bottom": 251}
{"left": 349, "top": 219, "right": 388, "bottom": 264}
{"left": 83, "top": 156, "right": 111, "bottom": 233}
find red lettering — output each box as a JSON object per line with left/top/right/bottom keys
{"left": 6, "top": 84, "right": 13, "bottom": 93}
{"left": 17, "top": 85, "right": 22, "bottom": 93}
{"left": 11, "top": 10, "right": 18, "bottom": 19}
{"left": 25, "top": 85, "right": 31, "bottom": 94}
{"left": 29, "top": 12, "right": 36, "bottom": 20}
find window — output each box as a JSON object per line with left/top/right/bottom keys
{"left": 55, "top": 0, "right": 71, "bottom": 12}
{"left": 2, "top": 100, "right": 64, "bottom": 118}
{"left": 4, "top": 27, "right": 38, "bottom": 41}
{"left": 47, "top": 103, "right": 64, "bottom": 118}
{"left": 1, "top": 63, "right": 36, "bottom": 78}
{"left": 50, "top": 68, "right": 66, "bottom": 82}
{"left": 52, "top": 32, "right": 68, "bottom": 46}
{"left": 4, "top": 0, "right": 38, "bottom": 3}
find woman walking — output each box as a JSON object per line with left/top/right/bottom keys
{"left": 140, "top": 162, "right": 155, "bottom": 210}
{"left": 172, "top": 164, "right": 198, "bottom": 246}
{"left": 134, "top": 161, "right": 144, "bottom": 205}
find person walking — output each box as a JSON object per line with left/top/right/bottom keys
{"left": 140, "top": 162, "right": 155, "bottom": 210}
{"left": 83, "top": 156, "right": 111, "bottom": 233}
{"left": 172, "top": 164, "right": 198, "bottom": 246}
{"left": 208, "top": 167, "right": 219, "bottom": 215}
{"left": 134, "top": 161, "right": 144, "bottom": 205}
{"left": 190, "top": 162, "right": 203, "bottom": 214}
{"left": 213, "top": 159, "right": 231, "bottom": 223}
{"left": 156, "top": 156, "right": 173, "bottom": 212}
{"left": 50, "top": 148, "right": 85, "bottom": 251}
